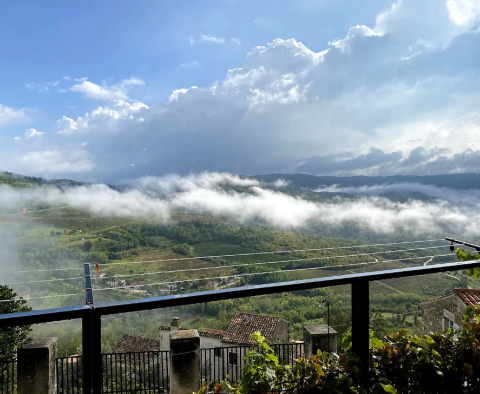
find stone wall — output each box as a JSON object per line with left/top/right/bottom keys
{"left": 420, "top": 294, "right": 465, "bottom": 333}
{"left": 273, "top": 319, "right": 290, "bottom": 341}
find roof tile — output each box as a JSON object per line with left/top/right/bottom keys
{"left": 454, "top": 288, "right": 480, "bottom": 306}
{"left": 112, "top": 334, "right": 160, "bottom": 353}
{"left": 222, "top": 312, "right": 286, "bottom": 344}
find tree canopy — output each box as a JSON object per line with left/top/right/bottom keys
{"left": 0, "top": 285, "right": 32, "bottom": 360}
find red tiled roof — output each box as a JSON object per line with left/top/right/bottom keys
{"left": 454, "top": 288, "right": 480, "bottom": 306}
{"left": 198, "top": 329, "right": 225, "bottom": 339}
{"left": 112, "top": 334, "right": 160, "bottom": 353}
{"left": 222, "top": 312, "right": 285, "bottom": 344}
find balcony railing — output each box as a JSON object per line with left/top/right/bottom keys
{"left": 1, "top": 258, "right": 480, "bottom": 393}
{"left": 0, "top": 360, "right": 16, "bottom": 394}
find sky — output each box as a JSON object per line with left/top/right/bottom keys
{"left": 1, "top": 0, "right": 480, "bottom": 183}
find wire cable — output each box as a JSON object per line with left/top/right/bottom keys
{"left": 96, "top": 255, "right": 459, "bottom": 292}
{"left": 94, "top": 239, "right": 445, "bottom": 268}
{"left": 5, "top": 277, "right": 84, "bottom": 285}
{"left": 0, "top": 293, "right": 80, "bottom": 303}
{"left": 0, "top": 239, "right": 445, "bottom": 275}
{"left": 3, "top": 246, "right": 452, "bottom": 285}
{"left": 1, "top": 267, "right": 84, "bottom": 275}
{"left": 94, "top": 247, "right": 452, "bottom": 281}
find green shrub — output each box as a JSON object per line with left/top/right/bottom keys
{"left": 196, "top": 305, "right": 480, "bottom": 394}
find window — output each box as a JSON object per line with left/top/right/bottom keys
{"left": 443, "top": 317, "right": 455, "bottom": 331}
{"left": 228, "top": 352, "right": 238, "bottom": 365}
{"left": 214, "top": 348, "right": 222, "bottom": 357}
{"left": 443, "top": 309, "right": 456, "bottom": 331}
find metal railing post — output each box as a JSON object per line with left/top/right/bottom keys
{"left": 82, "top": 308, "right": 93, "bottom": 394}
{"left": 92, "top": 311, "right": 102, "bottom": 394}
{"left": 83, "top": 263, "right": 95, "bottom": 394}
{"left": 351, "top": 280, "right": 370, "bottom": 369}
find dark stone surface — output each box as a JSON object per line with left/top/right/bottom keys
{"left": 17, "top": 337, "right": 57, "bottom": 394}
{"left": 170, "top": 329, "right": 200, "bottom": 394}
{"left": 303, "top": 325, "right": 337, "bottom": 355}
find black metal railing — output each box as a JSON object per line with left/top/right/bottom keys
{"left": 1, "top": 255, "right": 480, "bottom": 394}
{"left": 56, "top": 355, "right": 83, "bottom": 394}
{"left": 200, "top": 346, "right": 250, "bottom": 384}
{"left": 271, "top": 343, "right": 304, "bottom": 366}
{"left": 102, "top": 351, "right": 169, "bottom": 394}
{"left": 0, "top": 360, "right": 16, "bottom": 394}
{"left": 56, "top": 352, "right": 170, "bottom": 394}
{"left": 200, "top": 343, "right": 304, "bottom": 384}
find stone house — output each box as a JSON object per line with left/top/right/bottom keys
{"left": 418, "top": 288, "right": 480, "bottom": 333}
{"left": 113, "top": 312, "right": 291, "bottom": 382}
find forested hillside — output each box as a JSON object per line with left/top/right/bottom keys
{"left": 0, "top": 171, "right": 474, "bottom": 355}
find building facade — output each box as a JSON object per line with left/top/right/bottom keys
{"left": 419, "top": 288, "right": 480, "bottom": 333}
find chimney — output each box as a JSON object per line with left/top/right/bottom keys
{"left": 170, "top": 317, "right": 180, "bottom": 331}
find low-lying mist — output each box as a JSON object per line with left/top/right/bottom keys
{"left": 315, "top": 183, "right": 480, "bottom": 206}
{"left": 0, "top": 172, "right": 477, "bottom": 238}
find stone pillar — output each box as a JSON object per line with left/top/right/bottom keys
{"left": 17, "top": 337, "right": 57, "bottom": 394}
{"left": 169, "top": 329, "right": 200, "bottom": 394}
{"left": 303, "top": 325, "right": 337, "bottom": 356}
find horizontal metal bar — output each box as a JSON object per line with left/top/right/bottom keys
{"left": 0, "top": 305, "right": 89, "bottom": 327}
{"left": 445, "top": 237, "right": 480, "bottom": 252}
{"left": 94, "top": 259, "right": 479, "bottom": 316}
{"left": 0, "top": 259, "right": 478, "bottom": 324}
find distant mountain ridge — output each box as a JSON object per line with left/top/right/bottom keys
{"left": 0, "top": 171, "right": 124, "bottom": 190}
{"left": 254, "top": 173, "right": 480, "bottom": 190}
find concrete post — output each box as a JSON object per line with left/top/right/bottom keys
{"left": 17, "top": 337, "right": 57, "bottom": 394}
{"left": 170, "top": 329, "right": 200, "bottom": 394}
{"left": 303, "top": 325, "right": 337, "bottom": 356}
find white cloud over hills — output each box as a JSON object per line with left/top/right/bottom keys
{"left": 3, "top": 0, "right": 480, "bottom": 181}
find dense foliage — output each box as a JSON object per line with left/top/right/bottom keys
{"left": 198, "top": 307, "right": 480, "bottom": 394}
{"left": 0, "top": 285, "right": 32, "bottom": 360}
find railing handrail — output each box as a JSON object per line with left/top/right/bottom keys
{"left": 0, "top": 304, "right": 89, "bottom": 328}
{"left": 1, "top": 257, "right": 479, "bottom": 393}
{"left": 1, "top": 259, "right": 477, "bottom": 327}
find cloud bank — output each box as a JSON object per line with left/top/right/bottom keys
{"left": 3, "top": 0, "right": 480, "bottom": 181}
{"left": 1, "top": 173, "right": 479, "bottom": 238}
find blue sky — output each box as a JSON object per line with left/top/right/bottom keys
{"left": 1, "top": 0, "right": 480, "bottom": 182}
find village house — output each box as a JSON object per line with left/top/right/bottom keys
{"left": 112, "top": 312, "right": 291, "bottom": 382}
{"left": 418, "top": 288, "right": 480, "bottom": 333}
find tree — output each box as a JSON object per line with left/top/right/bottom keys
{"left": 0, "top": 285, "right": 32, "bottom": 360}
{"left": 172, "top": 243, "right": 195, "bottom": 256}
{"left": 83, "top": 240, "right": 93, "bottom": 252}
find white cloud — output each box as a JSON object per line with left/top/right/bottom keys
{"left": 179, "top": 61, "right": 200, "bottom": 68}
{"left": 0, "top": 104, "right": 26, "bottom": 129}
{"left": 231, "top": 38, "right": 241, "bottom": 46}
{"left": 18, "top": 150, "right": 95, "bottom": 173}
{"left": 329, "top": 25, "right": 380, "bottom": 52}
{"left": 69, "top": 77, "right": 144, "bottom": 100}
{"left": 54, "top": 116, "right": 79, "bottom": 135}
{"left": 13, "top": 137, "right": 21, "bottom": 141}
{"left": 26, "top": 77, "right": 70, "bottom": 93}
{"left": 24, "top": 128, "right": 43, "bottom": 139}
{"left": 54, "top": 100, "right": 149, "bottom": 135}
{"left": 447, "top": 0, "right": 480, "bottom": 27}
{"left": 374, "top": 0, "right": 478, "bottom": 49}
{"left": 1, "top": 173, "right": 480, "bottom": 238}
{"left": 190, "top": 35, "right": 226, "bottom": 45}
{"left": 74, "top": 77, "right": 88, "bottom": 82}
{"left": 6, "top": 0, "right": 480, "bottom": 180}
